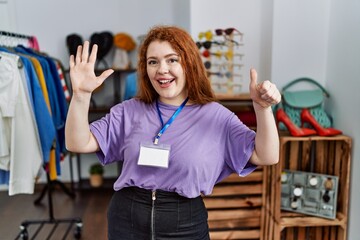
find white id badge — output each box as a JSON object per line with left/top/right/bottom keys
{"left": 138, "top": 142, "right": 171, "bottom": 168}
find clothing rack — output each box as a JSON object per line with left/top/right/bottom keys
{"left": 0, "top": 31, "right": 31, "bottom": 39}
{"left": 0, "top": 30, "right": 33, "bottom": 48}
{"left": 0, "top": 30, "right": 31, "bottom": 39}
{"left": 0, "top": 30, "right": 83, "bottom": 239}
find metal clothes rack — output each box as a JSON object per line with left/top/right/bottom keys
{"left": 0, "top": 30, "right": 30, "bottom": 39}
{"left": 0, "top": 30, "right": 32, "bottom": 48}
{"left": 0, "top": 30, "right": 82, "bottom": 239}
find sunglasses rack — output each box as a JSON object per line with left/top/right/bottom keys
{"left": 281, "top": 169, "right": 338, "bottom": 219}
{"left": 197, "top": 28, "right": 244, "bottom": 97}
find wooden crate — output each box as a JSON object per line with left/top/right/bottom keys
{"left": 263, "top": 135, "right": 352, "bottom": 240}
{"left": 204, "top": 167, "right": 266, "bottom": 240}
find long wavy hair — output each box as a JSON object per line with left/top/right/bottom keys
{"left": 136, "top": 25, "right": 216, "bottom": 104}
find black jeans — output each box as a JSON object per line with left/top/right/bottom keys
{"left": 107, "top": 187, "right": 210, "bottom": 240}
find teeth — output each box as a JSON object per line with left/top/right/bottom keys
{"left": 159, "top": 80, "right": 171, "bottom": 84}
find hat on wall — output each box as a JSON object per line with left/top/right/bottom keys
{"left": 113, "top": 33, "right": 136, "bottom": 51}
{"left": 66, "top": 33, "right": 83, "bottom": 57}
{"left": 90, "top": 31, "right": 114, "bottom": 61}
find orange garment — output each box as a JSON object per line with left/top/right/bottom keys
{"left": 30, "top": 57, "right": 51, "bottom": 112}
{"left": 30, "top": 57, "right": 57, "bottom": 180}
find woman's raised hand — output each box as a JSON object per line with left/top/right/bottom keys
{"left": 249, "top": 68, "right": 281, "bottom": 109}
{"left": 69, "top": 41, "right": 114, "bottom": 95}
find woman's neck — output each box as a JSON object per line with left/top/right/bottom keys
{"left": 158, "top": 96, "right": 191, "bottom": 106}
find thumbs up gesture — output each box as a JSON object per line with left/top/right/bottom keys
{"left": 249, "top": 68, "right": 281, "bottom": 109}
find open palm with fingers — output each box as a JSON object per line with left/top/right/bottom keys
{"left": 249, "top": 68, "right": 281, "bottom": 109}
{"left": 69, "top": 41, "right": 114, "bottom": 95}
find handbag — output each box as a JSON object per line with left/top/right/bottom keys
{"left": 278, "top": 78, "right": 332, "bottom": 129}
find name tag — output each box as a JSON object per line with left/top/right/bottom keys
{"left": 138, "top": 142, "right": 171, "bottom": 168}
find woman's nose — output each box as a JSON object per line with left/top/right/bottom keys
{"left": 157, "top": 61, "right": 169, "bottom": 74}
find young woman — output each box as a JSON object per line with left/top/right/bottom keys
{"left": 65, "top": 25, "right": 281, "bottom": 240}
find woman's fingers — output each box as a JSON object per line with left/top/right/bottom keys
{"left": 71, "top": 41, "right": 98, "bottom": 71}
{"left": 75, "top": 45, "right": 82, "bottom": 65}
{"left": 81, "top": 41, "right": 90, "bottom": 63}
{"left": 69, "top": 55, "right": 75, "bottom": 69}
{"left": 261, "top": 85, "right": 281, "bottom": 104}
{"left": 98, "top": 69, "right": 114, "bottom": 83}
{"left": 254, "top": 80, "right": 281, "bottom": 107}
{"left": 69, "top": 41, "right": 113, "bottom": 93}
{"left": 248, "top": 69, "right": 281, "bottom": 108}
{"left": 89, "top": 43, "right": 98, "bottom": 64}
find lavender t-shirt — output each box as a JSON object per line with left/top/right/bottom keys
{"left": 90, "top": 98, "right": 256, "bottom": 198}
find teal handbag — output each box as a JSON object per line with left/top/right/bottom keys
{"left": 279, "top": 78, "right": 332, "bottom": 129}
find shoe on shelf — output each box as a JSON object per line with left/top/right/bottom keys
{"left": 276, "top": 109, "right": 317, "bottom": 137}
{"left": 300, "top": 109, "right": 342, "bottom": 136}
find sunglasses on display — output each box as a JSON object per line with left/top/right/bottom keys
{"left": 203, "top": 61, "right": 243, "bottom": 70}
{"left": 198, "top": 30, "right": 213, "bottom": 41}
{"left": 207, "top": 71, "right": 242, "bottom": 79}
{"left": 224, "top": 38, "right": 243, "bottom": 47}
{"left": 196, "top": 41, "right": 224, "bottom": 50}
{"left": 197, "top": 40, "right": 242, "bottom": 50}
{"left": 215, "top": 28, "right": 243, "bottom": 42}
{"left": 202, "top": 50, "right": 244, "bottom": 60}
{"left": 215, "top": 28, "right": 243, "bottom": 37}
{"left": 211, "top": 81, "right": 243, "bottom": 89}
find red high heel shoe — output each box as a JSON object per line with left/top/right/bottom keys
{"left": 301, "top": 109, "right": 342, "bottom": 136}
{"left": 276, "top": 109, "right": 317, "bottom": 137}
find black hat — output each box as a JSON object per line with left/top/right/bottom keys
{"left": 66, "top": 33, "right": 83, "bottom": 57}
{"left": 90, "top": 31, "right": 113, "bottom": 60}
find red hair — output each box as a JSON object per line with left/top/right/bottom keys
{"left": 136, "top": 25, "right": 216, "bottom": 104}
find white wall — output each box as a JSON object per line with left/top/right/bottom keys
{"left": 12, "top": 0, "right": 179, "bottom": 69}
{"left": 271, "top": 0, "right": 331, "bottom": 88}
{"left": 0, "top": 0, "right": 16, "bottom": 31}
{"left": 326, "top": 1, "right": 360, "bottom": 239}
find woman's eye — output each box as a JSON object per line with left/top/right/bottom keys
{"left": 147, "top": 60, "right": 157, "bottom": 65}
{"left": 168, "top": 58, "right": 179, "bottom": 63}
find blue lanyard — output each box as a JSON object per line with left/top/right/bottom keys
{"left": 154, "top": 97, "right": 189, "bottom": 144}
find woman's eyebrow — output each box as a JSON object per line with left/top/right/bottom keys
{"left": 147, "top": 53, "right": 179, "bottom": 60}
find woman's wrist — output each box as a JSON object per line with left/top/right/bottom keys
{"left": 71, "top": 91, "right": 92, "bottom": 103}
{"left": 252, "top": 101, "right": 272, "bottom": 113}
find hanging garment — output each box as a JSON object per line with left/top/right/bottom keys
{"left": 0, "top": 32, "right": 70, "bottom": 194}
{"left": 14, "top": 46, "right": 69, "bottom": 178}
{"left": 1, "top": 47, "right": 56, "bottom": 164}
{"left": 0, "top": 52, "right": 19, "bottom": 171}
{"left": 30, "top": 57, "right": 51, "bottom": 112}
{"left": 0, "top": 52, "right": 43, "bottom": 195}
{"left": 55, "top": 60, "right": 70, "bottom": 102}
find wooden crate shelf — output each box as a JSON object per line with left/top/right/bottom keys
{"left": 204, "top": 167, "right": 266, "bottom": 240}
{"left": 263, "top": 135, "right": 352, "bottom": 240}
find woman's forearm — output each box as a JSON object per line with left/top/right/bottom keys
{"left": 65, "top": 92, "right": 98, "bottom": 153}
{"left": 251, "top": 103, "right": 280, "bottom": 165}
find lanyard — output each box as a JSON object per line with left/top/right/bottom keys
{"left": 154, "top": 97, "right": 189, "bottom": 144}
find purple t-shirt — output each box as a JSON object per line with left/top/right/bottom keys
{"left": 90, "top": 98, "right": 256, "bottom": 198}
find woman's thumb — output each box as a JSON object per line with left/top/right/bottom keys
{"left": 98, "top": 69, "right": 114, "bottom": 82}
{"left": 249, "top": 68, "right": 258, "bottom": 91}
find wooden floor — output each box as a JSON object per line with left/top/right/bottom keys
{"left": 0, "top": 183, "right": 113, "bottom": 240}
